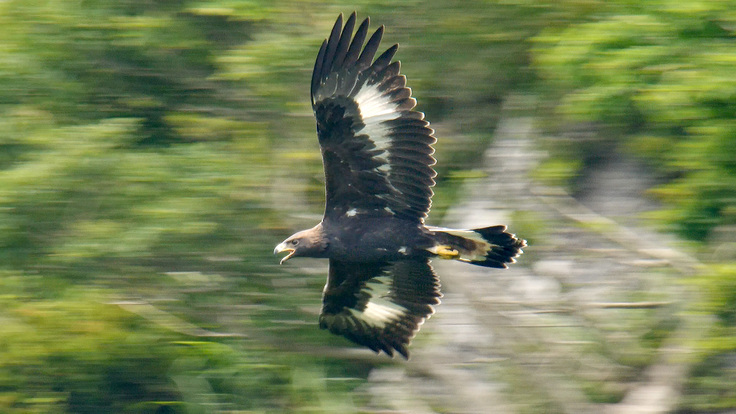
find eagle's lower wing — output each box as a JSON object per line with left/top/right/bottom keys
{"left": 319, "top": 258, "right": 441, "bottom": 359}
{"left": 312, "top": 13, "right": 437, "bottom": 223}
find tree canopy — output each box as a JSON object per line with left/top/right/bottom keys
{"left": 1, "top": 0, "right": 735, "bottom": 412}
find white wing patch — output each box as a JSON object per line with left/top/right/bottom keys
{"left": 351, "top": 300, "right": 405, "bottom": 329}
{"left": 354, "top": 83, "right": 401, "bottom": 121}
{"left": 349, "top": 275, "right": 406, "bottom": 329}
{"left": 346, "top": 208, "right": 358, "bottom": 217}
{"left": 353, "top": 82, "right": 403, "bottom": 155}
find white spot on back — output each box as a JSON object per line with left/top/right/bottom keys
{"left": 346, "top": 208, "right": 357, "bottom": 217}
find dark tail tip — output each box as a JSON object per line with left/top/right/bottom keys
{"left": 472, "top": 225, "right": 526, "bottom": 268}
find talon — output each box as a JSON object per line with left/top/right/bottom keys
{"left": 428, "top": 245, "right": 460, "bottom": 259}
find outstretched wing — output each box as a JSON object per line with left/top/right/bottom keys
{"left": 319, "top": 258, "right": 441, "bottom": 359}
{"left": 312, "top": 13, "right": 437, "bottom": 223}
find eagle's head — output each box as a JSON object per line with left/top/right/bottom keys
{"left": 274, "top": 224, "right": 327, "bottom": 264}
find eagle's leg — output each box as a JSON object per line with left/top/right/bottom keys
{"left": 427, "top": 245, "right": 460, "bottom": 259}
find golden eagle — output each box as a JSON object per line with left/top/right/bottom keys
{"left": 274, "top": 13, "right": 525, "bottom": 359}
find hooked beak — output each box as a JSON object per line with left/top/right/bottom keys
{"left": 274, "top": 242, "right": 295, "bottom": 265}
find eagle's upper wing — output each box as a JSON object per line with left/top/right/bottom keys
{"left": 311, "top": 13, "right": 437, "bottom": 223}
{"left": 319, "top": 258, "right": 441, "bottom": 359}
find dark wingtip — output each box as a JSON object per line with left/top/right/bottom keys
{"left": 397, "top": 345, "right": 410, "bottom": 360}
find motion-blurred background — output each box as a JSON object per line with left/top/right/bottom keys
{"left": 1, "top": 1, "right": 734, "bottom": 413}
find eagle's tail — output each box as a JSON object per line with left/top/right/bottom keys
{"left": 427, "top": 225, "right": 526, "bottom": 269}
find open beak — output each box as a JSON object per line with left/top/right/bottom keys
{"left": 273, "top": 242, "right": 295, "bottom": 265}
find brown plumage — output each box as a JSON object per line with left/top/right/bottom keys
{"left": 274, "top": 13, "right": 525, "bottom": 359}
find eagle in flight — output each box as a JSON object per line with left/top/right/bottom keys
{"left": 274, "top": 13, "right": 525, "bottom": 359}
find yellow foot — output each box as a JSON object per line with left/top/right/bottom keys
{"left": 428, "top": 245, "right": 460, "bottom": 259}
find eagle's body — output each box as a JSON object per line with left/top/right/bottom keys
{"left": 322, "top": 217, "right": 432, "bottom": 262}
{"left": 274, "top": 13, "right": 525, "bottom": 358}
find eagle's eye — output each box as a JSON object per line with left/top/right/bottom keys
{"left": 291, "top": 239, "right": 300, "bottom": 246}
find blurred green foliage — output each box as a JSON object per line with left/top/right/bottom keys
{"left": 531, "top": 1, "right": 736, "bottom": 410}
{"left": 0, "top": 0, "right": 541, "bottom": 412}
{"left": 533, "top": 0, "right": 736, "bottom": 242}
{"left": 681, "top": 263, "right": 736, "bottom": 412}
{"left": 1, "top": 0, "right": 736, "bottom": 412}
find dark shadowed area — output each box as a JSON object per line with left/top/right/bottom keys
{"left": 0, "top": 1, "right": 734, "bottom": 413}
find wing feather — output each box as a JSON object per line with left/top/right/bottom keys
{"left": 311, "top": 41, "right": 328, "bottom": 99}
{"left": 332, "top": 13, "right": 355, "bottom": 69}
{"left": 320, "top": 259, "right": 441, "bottom": 359}
{"left": 356, "top": 25, "right": 383, "bottom": 70}
{"left": 369, "top": 44, "right": 398, "bottom": 75}
{"left": 343, "top": 17, "right": 369, "bottom": 67}
{"left": 322, "top": 14, "right": 343, "bottom": 79}
{"left": 312, "top": 14, "right": 437, "bottom": 222}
